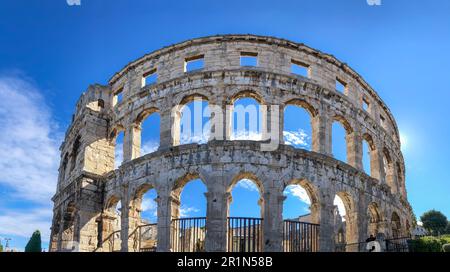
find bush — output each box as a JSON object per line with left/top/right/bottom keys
{"left": 409, "top": 236, "right": 450, "bottom": 252}
{"left": 443, "top": 244, "right": 450, "bottom": 252}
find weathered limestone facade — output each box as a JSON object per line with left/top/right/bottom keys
{"left": 49, "top": 34, "right": 413, "bottom": 252}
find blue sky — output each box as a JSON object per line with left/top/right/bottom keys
{"left": 1, "top": 0, "right": 450, "bottom": 251}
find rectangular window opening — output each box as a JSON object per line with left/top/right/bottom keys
{"left": 291, "top": 59, "right": 309, "bottom": 77}
{"left": 336, "top": 78, "right": 347, "bottom": 93}
{"left": 380, "top": 115, "right": 386, "bottom": 128}
{"left": 240, "top": 52, "right": 258, "bottom": 67}
{"left": 142, "top": 68, "right": 157, "bottom": 87}
{"left": 184, "top": 55, "right": 204, "bottom": 72}
{"left": 114, "top": 87, "right": 124, "bottom": 107}
{"left": 362, "top": 97, "right": 370, "bottom": 112}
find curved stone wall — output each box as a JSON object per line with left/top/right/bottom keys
{"left": 49, "top": 34, "right": 413, "bottom": 252}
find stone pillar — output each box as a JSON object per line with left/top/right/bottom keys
{"left": 387, "top": 162, "right": 398, "bottom": 194}
{"left": 205, "top": 191, "right": 229, "bottom": 252}
{"left": 263, "top": 190, "right": 284, "bottom": 252}
{"left": 261, "top": 104, "right": 281, "bottom": 151}
{"left": 371, "top": 144, "right": 384, "bottom": 182}
{"left": 279, "top": 105, "right": 285, "bottom": 145}
{"left": 120, "top": 197, "right": 130, "bottom": 252}
{"left": 225, "top": 104, "right": 233, "bottom": 140}
{"left": 159, "top": 108, "right": 173, "bottom": 149}
{"left": 318, "top": 195, "right": 335, "bottom": 252}
{"left": 156, "top": 189, "right": 178, "bottom": 252}
{"left": 312, "top": 114, "right": 331, "bottom": 155}
{"left": 77, "top": 210, "right": 100, "bottom": 252}
{"left": 347, "top": 131, "right": 362, "bottom": 170}
{"left": 130, "top": 123, "right": 141, "bottom": 160}
{"left": 122, "top": 127, "right": 133, "bottom": 163}
{"left": 126, "top": 198, "right": 141, "bottom": 252}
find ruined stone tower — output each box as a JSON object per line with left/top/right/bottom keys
{"left": 49, "top": 35, "right": 414, "bottom": 252}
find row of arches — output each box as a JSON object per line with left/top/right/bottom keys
{"left": 110, "top": 91, "right": 404, "bottom": 195}
{"left": 93, "top": 173, "right": 408, "bottom": 252}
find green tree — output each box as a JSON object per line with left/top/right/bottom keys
{"left": 25, "top": 230, "right": 42, "bottom": 252}
{"left": 420, "top": 210, "right": 448, "bottom": 236}
{"left": 0, "top": 243, "right": 3, "bottom": 252}
{"left": 446, "top": 221, "right": 450, "bottom": 234}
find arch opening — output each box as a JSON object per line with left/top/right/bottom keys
{"left": 139, "top": 110, "right": 160, "bottom": 157}
{"left": 383, "top": 149, "right": 396, "bottom": 193}
{"left": 128, "top": 184, "right": 158, "bottom": 252}
{"left": 283, "top": 104, "right": 312, "bottom": 150}
{"left": 227, "top": 175, "right": 264, "bottom": 252}
{"left": 101, "top": 198, "right": 122, "bottom": 252}
{"left": 282, "top": 180, "right": 320, "bottom": 252}
{"left": 391, "top": 212, "right": 402, "bottom": 238}
{"left": 367, "top": 203, "right": 382, "bottom": 238}
{"left": 333, "top": 193, "right": 357, "bottom": 252}
{"left": 332, "top": 121, "right": 348, "bottom": 163}
{"left": 170, "top": 176, "right": 207, "bottom": 252}
{"left": 174, "top": 96, "right": 211, "bottom": 146}
{"left": 231, "top": 97, "right": 263, "bottom": 141}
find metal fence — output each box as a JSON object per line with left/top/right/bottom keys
{"left": 227, "top": 217, "right": 263, "bottom": 252}
{"left": 171, "top": 217, "right": 206, "bottom": 252}
{"left": 336, "top": 236, "right": 412, "bottom": 252}
{"left": 283, "top": 220, "right": 319, "bottom": 252}
{"left": 385, "top": 237, "right": 411, "bottom": 252}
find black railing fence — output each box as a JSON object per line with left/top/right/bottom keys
{"left": 227, "top": 217, "right": 263, "bottom": 252}
{"left": 385, "top": 236, "right": 411, "bottom": 252}
{"left": 283, "top": 220, "right": 319, "bottom": 252}
{"left": 336, "top": 236, "right": 412, "bottom": 252}
{"left": 171, "top": 217, "right": 206, "bottom": 252}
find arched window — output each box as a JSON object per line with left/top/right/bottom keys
{"left": 61, "top": 153, "right": 68, "bottom": 182}
{"left": 61, "top": 202, "right": 78, "bottom": 251}
{"left": 171, "top": 176, "right": 207, "bottom": 252}
{"left": 180, "top": 99, "right": 210, "bottom": 145}
{"left": 132, "top": 185, "right": 158, "bottom": 252}
{"left": 227, "top": 175, "right": 264, "bottom": 252}
{"left": 283, "top": 104, "right": 312, "bottom": 150}
{"left": 139, "top": 110, "right": 160, "bottom": 156}
{"left": 69, "top": 136, "right": 81, "bottom": 173}
{"left": 333, "top": 193, "right": 356, "bottom": 251}
{"left": 367, "top": 203, "right": 382, "bottom": 237}
{"left": 332, "top": 122, "right": 348, "bottom": 163}
{"left": 102, "top": 198, "right": 122, "bottom": 252}
{"left": 282, "top": 180, "right": 319, "bottom": 252}
{"left": 383, "top": 149, "right": 396, "bottom": 193}
{"left": 231, "top": 97, "right": 263, "bottom": 141}
{"left": 391, "top": 212, "right": 401, "bottom": 238}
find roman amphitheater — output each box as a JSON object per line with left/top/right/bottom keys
{"left": 49, "top": 34, "right": 414, "bottom": 252}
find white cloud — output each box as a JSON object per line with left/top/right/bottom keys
{"left": 179, "top": 205, "right": 200, "bottom": 218}
{"left": 231, "top": 130, "right": 262, "bottom": 141}
{"left": 284, "top": 185, "right": 311, "bottom": 205}
{"left": 0, "top": 208, "right": 53, "bottom": 243}
{"left": 0, "top": 74, "right": 63, "bottom": 246}
{"left": 141, "top": 141, "right": 159, "bottom": 155}
{"left": 283, "top": 129, "right": 309, "bottom": 148}
{"left": 180, "top": 131, "right": 210, "bottom": 145}
{"left": 235, "top": 179, "right": 259, "bottom": 192}
{"left": 0, "top": 75, "right": 60, "bottom": 203}
{"left": 141, "top": 198, "right": 158, "bottom": 219}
